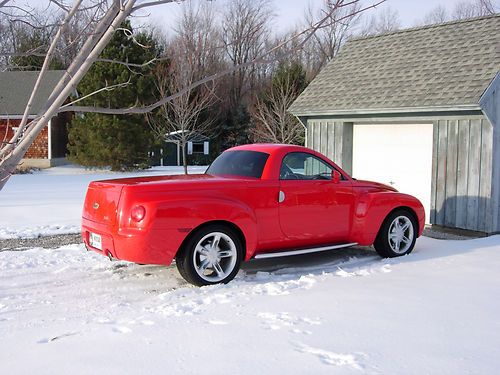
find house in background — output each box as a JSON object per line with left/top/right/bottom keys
{"left": 0, "top": 70, "right": 69, "bottom": 168}
{"left": 150, "top": 130, "right": 210, "bottom": 166}
{"left": 290, "top": 15, "right": 500, "bottom": 234}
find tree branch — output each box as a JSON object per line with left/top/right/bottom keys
{"left": 60, "top": 0, "right": 385, "bottom": 115}
{"left": 2, "top": 0, "right": 83, "bottom": 158}
{"left": 95, "top": 56, "right": 168, "bottom": 68}
{"left": 60, "top": 78, "right": 132, "bottom": 109}
{"left": 132, "top": 0, "right": 177, "bottom": 12}
{"left": 49, "top": 0, "right": 70, "bottom": 12}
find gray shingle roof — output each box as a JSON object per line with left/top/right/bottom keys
{"left": 290, "top": 14, "right": 500, "bottom": 116}
{"left": 0, "top": 70, "right": 66, "bottom": 117}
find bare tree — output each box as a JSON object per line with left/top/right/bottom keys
{"left": 148, "top": 60, "right": 217, "bottom": 174}
{"left": 0, "top": 0, "right": 385, "bottom": 190}
{"left": 420, "top": 5, "right": 448, "bottom": 25}
{"left": 174, "top": 0, "right": 222, "bottom": 79}
{"left": 0, "top": 0, "right": 133, "bottom": 189}
{"left": 0, "top": 4, "right": 51, "bottom": 70}
{"left": 0, "top": 1, "right": 104, "bottom": 71}
{"left": 452, "top": 0, "right": 496, "bottom": 20}
{"left": 360, "top": 6, "right": 401, "bottom": 36}
{"left": 418, "top": 0, "right": 496, "bottom": 27}
{"left": 148, "top": 1, "right": 220, "bottom": 174}
{"left": 221, "top": 0, "right": 273, "bottom": 104}
{"left": 303, "top": 0, "right": 361, "bottom": 74}
{"left": 251, "top": 78, "right": 304, "bottom": 144}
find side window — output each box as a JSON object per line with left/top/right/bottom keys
{"left": 280, "top": 152, "right": 335, "bottom": 180}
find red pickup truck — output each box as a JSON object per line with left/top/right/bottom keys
{"left": 82, "top": 144, "right": 425, "bottom": 286}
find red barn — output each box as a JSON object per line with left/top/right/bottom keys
{"left": 0, "top": 70, "right": 69, "bottom": 168}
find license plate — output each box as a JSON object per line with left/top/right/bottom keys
{"left": 89, "top": 232, "right": 102, "bottom": 250}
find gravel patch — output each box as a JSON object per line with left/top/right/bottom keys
{"left": 0, "top": 225, "right": 481, "bottom": 252}
{"left": 0, "top": 233, "right": 82, "bottom": 252}
{"left": 423, "top": 226, "right": 482, "bottom": 240}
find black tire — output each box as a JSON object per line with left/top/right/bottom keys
{"left": 374, "top": 209, "right": 418, "bottom": 258}
{"left": 175, "top": 224, "right": 243, "bottom": 286}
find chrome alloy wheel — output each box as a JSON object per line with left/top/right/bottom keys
{"left": 192, "top": 232, "right": 238, "bottom": 283}
{"left": 388, "top": 216, "right": 414, "bottom": 254}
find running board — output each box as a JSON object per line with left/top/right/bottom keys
{"left": 253, "top": 243, "right": 358, "bottom": 259}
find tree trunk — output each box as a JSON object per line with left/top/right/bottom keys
{"left": 0, "top": 0, "right": 133, "bottom": 191}
{"left": 182, "top": 143, "right": 188, "bottom": 175}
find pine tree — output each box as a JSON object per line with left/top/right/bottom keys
{"left": 219, "top": 104, "right": 253, "bottom": 150}
{"left": 67, "top": 20, "right": 161, "bottom": 170}
{"left": 11, "top": 30, "right": 64, "bottom": 70}
{"left": 272, "top": 61, "right": 308, "bottom": 97}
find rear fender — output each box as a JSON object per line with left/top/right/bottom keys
{"left": 152, "top": 196, "right": 258, "bottom": 261}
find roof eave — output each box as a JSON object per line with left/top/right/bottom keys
{"left": 0, "top": 114, "right": 37, "bottom": 119}
{"left": 479, "top": 72, "right": 499, "bottom": 105}
{"left": 289, "top": 104, "right": 483, "bottom": 117}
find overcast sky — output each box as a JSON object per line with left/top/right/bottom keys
{"left": 20, "top": 0, "right": 500, "bottom": 33}
{"left": 140, "top": 0, "right": 500, "bottom": 34}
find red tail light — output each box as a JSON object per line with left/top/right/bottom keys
{"left": 131, "top": 205, "right": 146, "bottom": 222}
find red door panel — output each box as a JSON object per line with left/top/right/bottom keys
{"left": 278, "top": 180, "right": 353, "bottom": 244}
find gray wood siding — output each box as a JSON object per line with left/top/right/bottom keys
{"left": 435, "top": 120, "right": 448, "bottom": 226}
{"left": 455, "top": 120, "right": 470, "bottom": 229}
{"left": 430, "top": 124, "right": 439, "bottom": 224}
{"left": 479, "top": 73, "right": 500, "bottom": 233}
{"left": 306, "top": 120, "right": 353, "bottom": 174}
{"left": 307, "top": 115, "right": 497, "bottom": 233}
{"left": 431, "top": 118, "right": 495, "bottom": 233}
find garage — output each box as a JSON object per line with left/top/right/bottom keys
{"left": 290, "top": 15, "right": 500, "bottom": 233}
{"left": 352, "top": 123, "right": 433, "bottom": 222}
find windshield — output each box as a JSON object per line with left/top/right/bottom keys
{"left": 206, "top": 150, "right": 269, "bottom": 178}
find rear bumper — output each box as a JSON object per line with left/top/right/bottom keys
{"left": 82, "top": 224, "right": 117, "bottom": 260}
{"left": 82, "top": 217, "right": 184, "bottom": 265}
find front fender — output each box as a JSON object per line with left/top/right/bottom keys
{"left": 351, "top": 191, "right": 425, "bottom": 245}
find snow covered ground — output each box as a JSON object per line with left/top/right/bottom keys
{"left": 1, "top": 237, "right": 500, "bottom": 374}
{"left": 0, "top": 165, "right": 206, "bottom": 239}
{"left": 0, "top": 164, "right": 499, "bottom": 374}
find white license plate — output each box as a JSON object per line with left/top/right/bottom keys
{"left": 89, "top": 232, "right": 102, "bottom": 250}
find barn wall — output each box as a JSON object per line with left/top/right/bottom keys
{"left": 24, "top": 126, "right": 48, "bottom": 159}
{"left": 430, "top": 118, "right": 495, "bottom": 233}
{"left": 306, "top": 113, "right": 497, "bottom": 233}
{"left": 306, "top": 120, "right": 353, "bottom": 174}
{"left": 0, "top": 119, "right": 19, "bottom": 143}
{"left": 0, "top": 118, "right": 49, "bottom": 161}
{"left": 479, "top": 73, "right": 500, "bottom": 233}
{"left": 480, "top": 73, "right": 500, "bottom": 129}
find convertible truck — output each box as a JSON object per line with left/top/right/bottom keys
{"left": 82, "top": 144, "right": 425, "bottom": 286}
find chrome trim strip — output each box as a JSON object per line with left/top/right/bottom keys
{"left": 254, "top": 243, "right": 358, "bottom": 259}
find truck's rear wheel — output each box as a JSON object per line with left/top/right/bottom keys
{"left": 374, "top": 210, "right": 417, "bottom": 258}
{"left": 176, "top": 225, "right": 243, "bottom": 286}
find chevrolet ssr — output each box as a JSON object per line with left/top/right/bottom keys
{"left": 82, "top": 144, "right": 425, "bottom": 286}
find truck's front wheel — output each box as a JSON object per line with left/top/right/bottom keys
{"left": 176, "top": 225, "right": 243, "bottom": 286}
{"left": 374, "top": 209, "right": 417, "bottom": 258}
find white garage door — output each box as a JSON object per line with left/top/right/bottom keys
{"left": 352, "top": 123, "right": 433, "bottom": 223}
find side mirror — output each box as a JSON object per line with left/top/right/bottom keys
{"left": 332, "top": 170, "right": 341, "bottom": 184}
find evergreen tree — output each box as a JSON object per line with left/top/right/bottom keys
{"left": 11, "top": 30, "right": 64, "bottom": 70}
{"left": 218, "top": 104, "right": 253, "bottom": 151}
{"left": 272, "top": 61, "right": 308, "bottom": 97}
{"left": 67, "top": 21, "right": 161, "bottom": 170}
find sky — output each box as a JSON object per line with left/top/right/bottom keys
{"left": 140, "top": 0, "right": 500, "bottom": 34}
{"left": 21, "top": 0, "right": 500, "bottom": 32}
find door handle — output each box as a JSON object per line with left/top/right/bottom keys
{"left": 278, "top": 191, "right": 285, "bottom": 203}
